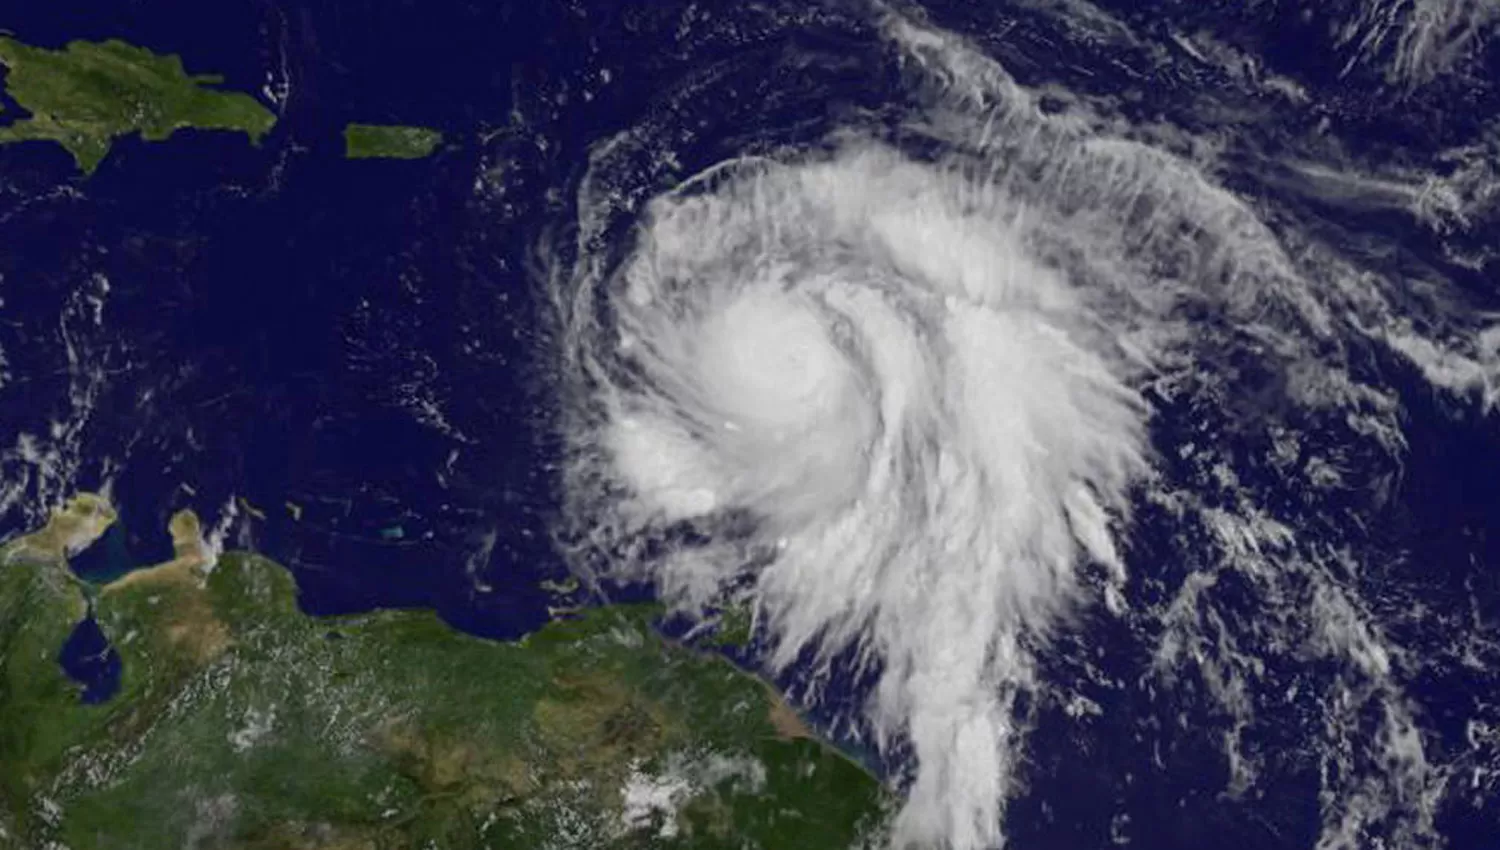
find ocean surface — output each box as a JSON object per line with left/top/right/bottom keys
{"left": 2, "top": 0, "right": 577, "bottom": 639}
{"left": 3, "top": 1, "right": 1498, "bottom": 848}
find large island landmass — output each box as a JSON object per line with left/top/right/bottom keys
{"left": 0, "top": 496, "right": 889, "bottom": 849}
{"left": 0, "top": 36, "right": 276, "bottom": 174}
{"left": 344, "top": 123, "right": 443, "bottom": 159}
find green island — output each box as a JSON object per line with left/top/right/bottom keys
{"left": 0, "top": 496, "right": 889, "bottom": 848}
{"left": 343, "top": 123, "right": 443, "bottom": 160}
{"left": 0, "top": 36, "right": 276, "bottom": 174}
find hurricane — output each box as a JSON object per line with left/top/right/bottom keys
{"left": 544, "top": 7, "right": 1495, "bottom": 849}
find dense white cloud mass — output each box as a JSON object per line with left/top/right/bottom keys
{"left": 546, "top": 9, "right": 1488, "bottom": 850}
{"left": 597, "top": 147, "right": 1151, "bottom": 849}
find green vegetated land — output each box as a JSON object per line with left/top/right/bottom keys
{"left": 343, "top": 123, "right": 443, "bottom": 159}
{"left": 0, "top": 496, "right": 889, "bottom": 849}
{"left": 0, "top": 36, "right": 276, "bottom": 174}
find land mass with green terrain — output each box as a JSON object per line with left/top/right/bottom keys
{"left": 343, "top": 123, "right": 443, "bottom": 159}
{"left": 0, "top": 36, "right": 276, "bottom": 174}
{"left": 0, "top": 496, "right": 888, "bottom": 849}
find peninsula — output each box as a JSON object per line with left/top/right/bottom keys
{"left": 0, "top": 496, "right": 888, "bottom": 848}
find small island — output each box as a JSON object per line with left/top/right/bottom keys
{"left": 0, "top": 496, "right": 889, "bottom": 848}
{"left": 0, "top": 36, "right": 276, "bottom": 174}
{"left": 343, "top": 123, "right": 443, "bottom": 159}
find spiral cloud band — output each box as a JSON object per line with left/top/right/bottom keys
{"left": 548, "top": 10, "right": 1483, "bottom": 849}
{"left": 572, "top": 140, "right": 1156, "bottom": 846}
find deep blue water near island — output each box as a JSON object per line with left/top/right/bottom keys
{"left": 2, "top": 1, "right": 1499, "bottom": 848}
{"left": 1, "top": 0, "right": 576, "bottom": 641}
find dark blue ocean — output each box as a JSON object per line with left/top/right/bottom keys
{"left": 2, "top": 1, "right": 1497, "bottom": 848}
{"left": 1, "top": 0, "right": 585, "bottom": 637}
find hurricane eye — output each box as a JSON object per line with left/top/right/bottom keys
{"left": 552, "top": 9, "right": 1481, "bottom": 850}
